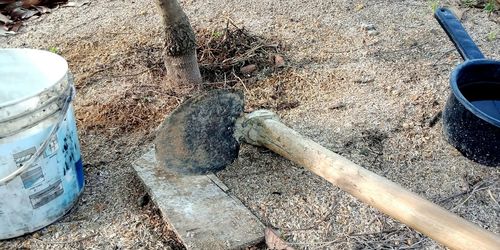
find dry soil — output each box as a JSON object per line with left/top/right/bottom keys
{"left": 1, "top": 0, "right": 499, "bottom": 249}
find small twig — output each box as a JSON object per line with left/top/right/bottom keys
{"left": 34, "top": 233, "right": 98, "bottom": 245}
{"left": 311, "top": 238, "right": 349, "bottom": 249}
{"left": 325, "top": 47, "right": 363, "bottom": 54}
{"left": 63, "top": 16, "right": 100, "bottom": 34}
{"left": 202, "top": 80, "right": 239, "bottom": 85}
{"left": 438, "top": 190, "right": 469, "bottom": 204}
{"left": 349, "top": 229, "right": 399, "bottom": 237}
{"left": 87, "top": 68, "right": 109, "bottom": 79}
{"left": 105, "top": 32, "right": 132, "bottom": 36}
{"left": 108, "top": 69, "right": 150, "bottom": 78}
{"left": 432, "top": 48, "right": 455, "bottom": 66}
{"left": 220, "top": 169, "right": 274, "bottom": 178}
{"left": 223, "top": 72, "right": 228, "bottom": 88}
{"left": 88, "top": 67, "right": 150, "bottom": 81}
{"left": 232, "top": 71, "right": 248, "bottom": 93}
{"left": 55, "top": 219, "right": 87, "bottom": 225}
{"left": 224, "top": 17, "right": 230, "bottom": 39}
{"left": 225, "top": 16, "right": 241, "bottom": 30}
{"left": 451, "top": 182, "right": 494, "bottom": 211}
{"left": 287, "top": 239, "right": 347, "bottom": 246}
{"left": 287, "top": 228, "right": 403, "bottom": 248}
{"left": 221, "top": 45, "right": 262, "bottom": 65}
{"left": 487, "top": 189, "right": 500, "bottom": 209}
{"left": 371, "top": 42, "right": 429, "bottom": 56}
{"left": 438, "top": 179, "right": 494, "bottom": 205}
{"left": 280, "top": 218, "right": 326, "bottom": 232}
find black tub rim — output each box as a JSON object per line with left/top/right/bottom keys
{"left": 450, "top": 59, "right": 500, "bottom": 128}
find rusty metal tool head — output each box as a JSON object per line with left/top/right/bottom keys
{"left": 154, "top": 89, "right": 244, "bottom": 174}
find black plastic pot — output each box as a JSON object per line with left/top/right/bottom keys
{"left": 434, "top": 8, "right": 500, "bottom": 167}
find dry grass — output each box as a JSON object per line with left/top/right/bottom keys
{"left": 58, "top": 31, "right": 183, "bottom": 135}
{"left": 58, "top": 24, "right": 288, "bottom": 137}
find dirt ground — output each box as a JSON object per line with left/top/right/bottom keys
{"left": 1, "top": 0, "right": 499, "bottom": 249}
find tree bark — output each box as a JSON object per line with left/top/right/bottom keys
{"left": 155, "top": 0, "right": 201, "bottom": 85}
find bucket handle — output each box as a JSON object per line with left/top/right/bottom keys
{"left": 0, "top": 83, "right": 75, "bottom": 186}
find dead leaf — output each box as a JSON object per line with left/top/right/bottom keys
{"left": 0, "top": 28, "right": 15, "bottom": 36}
{"left": 64, "top": 0, "right": 90, "bottom": 7}
{"left": 274, "top": 54, "right": 285, "bottom": 67}
{"left": 0, "top": 13, "right": 13, "bottom": 24}
{"left": 10, "top": 21, "right": 22, "bottom": 32}
{"left": 3, "top": 1, "right": 22, "bottom": 12}
{"left": 265, "top": 228, "right": 295, "bottom": 250}
{"left": 34, "top": 5, "right": 51, "bottom": 13}
{"left": 240, "top": 64, "right": 257, "bottom": 74}
{"left": 10, "top": 7, "right": 38, "bottom": 19}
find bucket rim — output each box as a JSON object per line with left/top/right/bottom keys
{"left": 0, "top": 48, "right": 69, "bottom": 108}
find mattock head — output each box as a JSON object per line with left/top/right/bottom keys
{"left": 154, "top": 89, "right": 244, "bottom": 175}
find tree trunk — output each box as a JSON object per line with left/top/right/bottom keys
{"left": 155, "top": 0, "right": 202, "bottom": 85}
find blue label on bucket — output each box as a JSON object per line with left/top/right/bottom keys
{"left": 75, "top": 158, "right": 84, "bottom": 191}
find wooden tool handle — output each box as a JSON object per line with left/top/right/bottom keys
{"left": 237, "top": 110, "right": 500, "bottom": 250}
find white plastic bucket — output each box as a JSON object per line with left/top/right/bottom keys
{"left": 0, "top": 49, "right": 84, "bottom": 239}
